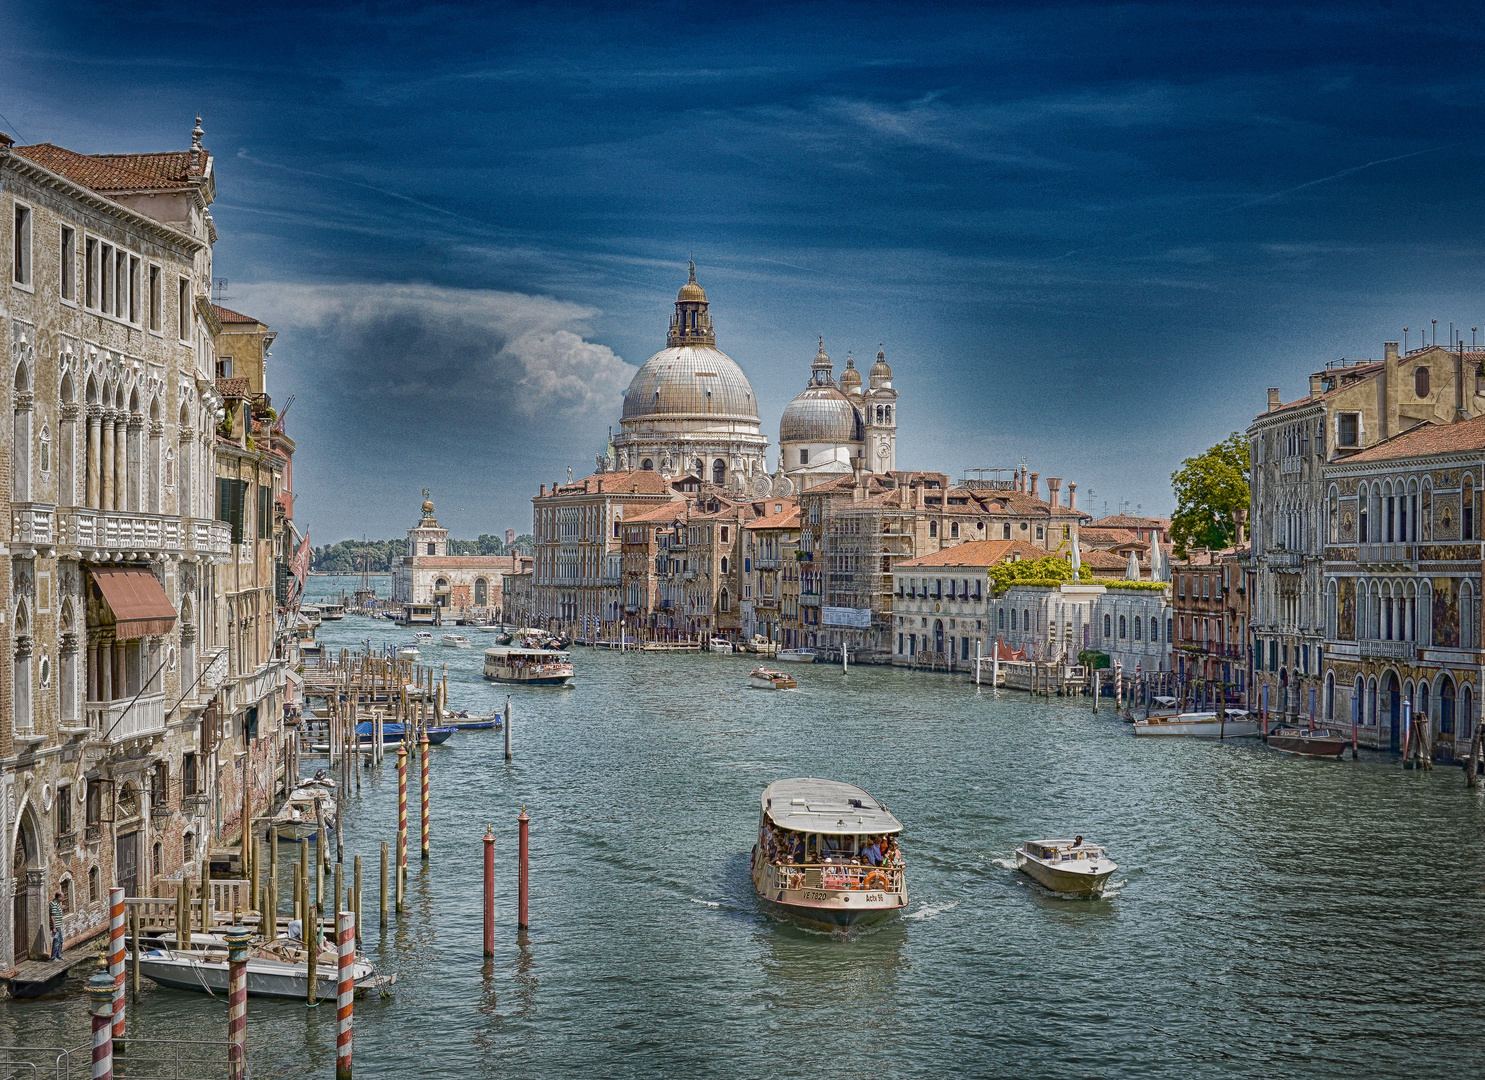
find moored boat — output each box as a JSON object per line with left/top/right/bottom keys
{"left": 1015, "top": 837, "right": 1118, "bottom": 897}
{"left": 414, "top": 630, "right": 435, "bottom": 646}
{"left": 1132, "top": 708, "right": 1259, "bottom": 738}
{"left": 749, "top": 667, "right": 797, "bottom": 690}
{"left": 440, "top": 633, "right": 473, "bottom": 648}
{"left": 137, "top": 938, "right": 394, "bottom": 999}
{"left": 482, "top": 646, "right": 575, "bottom": 686}
{"left": 775, "top": 648, "right": 816, "bottom": 664}
{"left": 750, "top": 778, "right": 907, "bottom": 929}
{"left": 1266, "top": 725, "right": 1349, "bottom": 758}
{"left": 709, "top": 637, "right": 734, "bottom": 653}
{"left": 319, "top": 604, "right": 346, "bottom": 621}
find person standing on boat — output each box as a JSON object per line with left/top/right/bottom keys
{"left": 49, "top": 891, "right": 64, "bottom": 959}
{"left": 862, "top": 838, "right": 884, "bottom": 866}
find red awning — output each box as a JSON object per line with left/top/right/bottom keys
{"left": 90, "top": 568, "right": 177, "bottom": 639}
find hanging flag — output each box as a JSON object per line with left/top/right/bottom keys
{"left": 289, "top": 529, "right": 312, "bottom": 585}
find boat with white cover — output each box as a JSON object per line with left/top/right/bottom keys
{"left": 397, "top": 643, "right": 420, "bottom": 660}
{"left": 440, "top": 633, "right": 472, "bottom": 648}
{"left": 482, "top": 646, "right": 574, "bottom": 686}
{"left": 751, "top": 778, "right": 907, "bottom": 929}
{"left": 775, "top": 648, "right": 816, "bottom": 664}
{"left": 1132, "top": 708, "right": 1259, "bottom": 738}
{"left": 1015, "top": 838, "right": 1118, "bottom": 897}
{"left": 709, "top": 637, "right": 734, "bottom": 653}
{"left": 137, "top": 938, "right": 394, "bottom": 999}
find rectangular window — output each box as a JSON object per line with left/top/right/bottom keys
{"left": 1002, "top": 523, "right": 1011, "bottom": 539}
{"left": 182, "top": 753, "right": 198, "bottom": 797}
{"left": 1338, "top": 413, "right": 1359, "bottom": 447}
{"left": 128, "top": 255, "right": 140, "bottom": 322}
{"left": 85, "top": 238, "right": 98, "bottom": 307}
{"left": 56, "top": 785, "right": 72, "bottom": 837}
{"left": 178, "top": 276, "right": 190, "bottom": 339}
{"left": 721, "top": 526, "right": 729, "bottom": 542}
{"left": 149, "top": 265, "right": 161, "bottom": 329}
{"left": 115, "top": 249, "right": 126, "bottom": 316}
{"left": 215, "top": 477, "right": 247, "bottom": 544}
{"left": 216, "top": 357, "right": 233, "bottom": 379}
{"left": 59, "top": 227, "right": 75, "bottom": 300}
{"left": 1036, "top": 525, "right": 1044, "bottom": 540}
{"left": 100, "top": 244, "right": 114, "bottom": 314}
{"left": 258, "top": 483, "right": 272, "bottom": 540}
{"left": 12, "top": 203, "right": 31, "bottom": 285}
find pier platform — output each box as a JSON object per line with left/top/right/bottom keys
{"left": 1, "top": 940, "right": 102, "bottom": 999}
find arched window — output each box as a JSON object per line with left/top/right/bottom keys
{"left": 1326, "top": 673, "right": 1335, "bottom": 720}
{"left": 641, "top": 459, "right": 653, "bottom": 471}
{"left": 929, "top": 521, "right": 937, "bottom": 538}
{"left": 1355, "top": 676, "right": 1364, "bottom": 727}
{"left": 1151, "top": 617, "right": 1159, "bottom": 641}
{"left": 1419, "top": 681, "right": 1430, "bottom": 732}
{"left": 719, "top": 589, "right": 730, "bottom": 613}
{"left": 1325, "top": 579, "right": 1337, "bottom": 638}
{"left": 1367, "top": 676, "right": 1378, "bottom": 726}
{"left": 1464, "top": 685, "right": 1476, "bottom": 741}
{"left": 1415, "top": 366, "right": 1430, "bottom": 397}
{"left": 712, "top": 459, "right": 726, "bottom": 486}
{"left": 1118, "top": 615, "right": 1126, "bottom": 639}
{"left": 474, "top": 578, "right": 488, "bottom": 606}
{"left": 152, "top": 842, "right": 162, "bottom": 877}
{"left": 950, "top": 523, "right": 959, "bottom": 538}
{"left": 1461, "top": 579, "right": 1475, "bottom": 648}
{"left": 1358, "top": 484, "right": 1369, "bottom": 543}
{"left": 1440, "top": 676, "right": 1456, "bottom": 734}
{"left": 998, "top": 608, "right": 1005, "bottom": 629}
{"left": 89, "top": 866, "right": 99, "bottom": 903}
{"left": 1103, "top": 613, "right": 1111, "bottom": 638}
{"left": 720, "top": 557, "right": 728, "bottom": 574}
{"left": 1133, "top": 616, "right": 1141, "bottom": 640}
{"left": 1023, "top": 609, "right": 1031, "bottom": 633}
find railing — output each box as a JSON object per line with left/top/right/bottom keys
{"left": 763, "top": 860, "right": 905, "bottom": 894}
{"left": 86, "top": 692, "right": 166, "bottom": 742}
{"left": 800, "top": 594, "right": 820, "bottom": 607}
{"left": 10, "top": 501, "right": 55, "bottom": 548}
{"left": 756, "top": 556, "right": 781, "bottom": 569}
{"left": 1280, "top": 457, "right": 1302, "bottom": 474}
{"left": 1264, "top": 550, "right": 1305, "bottom": 567}
{"left": 1358, "top": 543, "right": 1414, "bottom": 564}
{"left": 1360, "top": 638, "right": 1416, "bottom": 660}
{"left": 757, "top": 596, "right": 778, "bottom": 608}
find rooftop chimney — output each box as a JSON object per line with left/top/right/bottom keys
{"left": 1266, "top": 387, "right": 1282, "bottom": 413}
{"left": 1385, "top": 341, "right": 1399, "bottom": 362}
{"left": 1029, "top": 472, "right": 1039, "bottom": 499}
{"left": 1309, "top": 375, "right": 1323, "bottom": 400}
{"left": 1067, "top": 482, "right": 1077, "bottom": 510}
{"left": 1046, "top": 477, "right": 1062, "bottom": 505}
{"left": 540, "top": 484, "right": 546, "bottom": 496}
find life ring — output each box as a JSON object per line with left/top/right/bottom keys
{"left": 863, "top": 870, "right": 890, "bottom": 891}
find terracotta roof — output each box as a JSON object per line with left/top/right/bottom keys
{"left": 1341, "top": 414, "right": 1485, "bottom": 464}
{"left": 212, "top": 304, "right": 261, "bottom": 325}
{"left": 622, "top": 502, "right": 685, "bottom": 525}
{"left": 215, "top": 377, "right": 250, "bottom": 399}
{"left": 12, "top": 142, "right": 207, "bottom": 193}
{"left": 1079, "top": 527, "right": 1145, "bottom": 547}
{"left": 1089, "top": 514, "right": 1168, "bottom": 530}
{"left": 894, "top": 539, "right": 1046, "bottom": 570}
{"left": 746, "top": 501, "right": 801, "bottom": 530}
{"left": 1079, "top": 549, "right": 1130, "bottom": 570}
{"left": 537, "top": 469, "right": 674, "bottom": 499}
{"left": 1260, "top": 362, "right": 1385, "bottom": 417}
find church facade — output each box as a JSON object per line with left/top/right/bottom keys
{"left": 391, "top": 495, "right": 528, "bottom": 617}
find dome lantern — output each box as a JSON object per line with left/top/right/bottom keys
{"left": 870, "top": 344, "right": 892, "bottom": 386}
{"left": 668, "top": 261, "right": 715, "bottom": 347}
{"left": 839, "top": 351, "right": 862, "bottom": 395}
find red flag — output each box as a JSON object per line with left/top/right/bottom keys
{"left": 290, "top": 530, "right": 311, "bottom": 585}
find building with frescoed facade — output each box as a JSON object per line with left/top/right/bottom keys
{"left": 1321, "top": 415, "right": 1485, "bottom": 757}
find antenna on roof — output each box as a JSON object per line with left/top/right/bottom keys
{"left": 212, "top": 278, "right": 230, "bottom": 303}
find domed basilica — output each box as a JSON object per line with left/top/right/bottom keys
{"left": 608, "top": 265, "right": 899, "bottom": 496}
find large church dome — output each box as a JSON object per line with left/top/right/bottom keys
{"left": 622, "top": 345, "right": 760, "bottom": 422}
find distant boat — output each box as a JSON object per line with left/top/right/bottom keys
{"left": 1132, "top": 709, "right": 1259, "bottom": 738}
{"left": 1015, "top": 839, "right": 1118, "bottom": 897}
{"left": 440, "top": 633, "right": 473, "bottom": 648}
{"left": 414, "top": 631, "right": 435, "bottom": 646}
{"left": 709, "top": 637, "right": 734, "bottom": 653}
{"left": 397, "top": 644, "right": 420, "bottom": 660}
{"left": 776, "top": 648, "right": 816, "bottom": 664}
{"left": 749, "top": 667, "right": 797, "bottom": 690}
{"left": 319, "top": 604, "right": 346, "bottom": 621}
{"left": 1266, "top": 725, "right": 1349, "bottom": 758}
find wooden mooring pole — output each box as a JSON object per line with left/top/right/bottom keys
{"left": 483, "top": 827, "right": 495, "bottom": 957}
{"left": 517, "top": 807, "right": 530, "bottom": 930}
{"left": 380, "top": 842, "right": 389, "bottom": 926}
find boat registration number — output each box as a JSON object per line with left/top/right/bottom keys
{"left": 801, "top": 890, "right": 830, "bottom": 902}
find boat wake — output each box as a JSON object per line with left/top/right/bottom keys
{"left": 989, "top": 857, "right": 1018, "bottom": 871}
{"left": 689, "top": 898, "right": 722, "bottom": 908}
{"left": 903, "top": 899, "right": 960, "bottom": 921}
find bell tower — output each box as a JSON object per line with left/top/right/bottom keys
{"left": 667, "top": 261, "right": 715, "bottom": 347}
{"left": 864, "top": 345, "right": 898, "bottom": 474}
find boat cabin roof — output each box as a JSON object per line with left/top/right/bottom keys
{"left": 484, "top": 646, "right": 569, "bottom": 659}
{"left": 760, "top": 778, "right": 902, "bottom": 836}
{"left": 1151, "top": 696, "right": 1179, "bottom": 707}
{"left": 1023, "top": 839, "right": 1102, "bottom": 858}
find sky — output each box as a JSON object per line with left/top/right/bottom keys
{"left": 7, "top": 1, "right": 1485, "bottom": 541}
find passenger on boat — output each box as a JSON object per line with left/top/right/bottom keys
{"left": 861, "top": 838, "right": 883, "bottom": 866}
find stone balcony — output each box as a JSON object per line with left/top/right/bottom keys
{"left": 10, "top": 502, "right": 56, "bottom": 553}
{"left": 86, "top": 691, "right": 167, "bottom": 743}
{"left": 1359, "top": 638, "right": 1416, "bottom": 661}
{"left": 60, "top": 509, "right": 231, "bottom": 560}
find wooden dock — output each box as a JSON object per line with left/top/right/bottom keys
{"left": 1, "top": 940, "right": 103, "bottom": 998}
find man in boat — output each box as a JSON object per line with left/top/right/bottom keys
{"left": 861, "top": 837, "right": 884, "bottom": 866}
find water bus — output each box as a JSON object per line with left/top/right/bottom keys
{"left": 1015, "top": 838, "right": 1118, "bottom": 897}
{"left": 482, "top": 646, "right": 575, "bottom": 686}
{"left": 751, "top": 778, "right": 907, "bottom": 929}
{"left": 397, "top": 603, "right": 439, "bottom": 626}
{"left": 319, "top": 603, "right": 346, "bottom": 621}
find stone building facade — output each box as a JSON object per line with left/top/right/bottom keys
{"left": 0, "top": 123, "right": 297, "bottom": 969}
{"left": 391, "top": 496, "right": 529, "bottom": 618}
{"left": 890, "top": 540, "right": 1044, "bottom": 667}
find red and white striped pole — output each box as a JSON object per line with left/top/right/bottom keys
{"left": 419, "top": 730, "right": 431, "bottom": 861}
{"left": 396, "top": 744, "right": 408, "bottom": 909}
{"left": 517, "top": 807, "right": 530, "bottom": 930}
{"left": 225, "top": 925, "right": 251, "bottom": 1080}
{"left": 483, "top": 827, "right": 495, "bottom": 957}
{"left": 336, "top": 910, "right": 355, "bottom": 1080}
{"left": 107, "top": 887, "right": 125, "bottom": 1043}
{"left": 88, "top": 973, "right": 115, "bottom": 1080}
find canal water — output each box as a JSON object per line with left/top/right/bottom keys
{"left": 3, "top": 576, "right": 1483, "bottom": 1078}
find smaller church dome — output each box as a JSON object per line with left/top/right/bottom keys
{"left": 871, "top": 347, "right": 892, "bottom": 381}
{"left": 780, "top": 385, "right": 863, "bottom": 444}
{"left": 839, "top": 354, "right": 862, "bottom": 394}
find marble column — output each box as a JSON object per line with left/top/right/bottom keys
{"left": 113, "top": 416, "right": 127, "bottom": 514}
{"left": 100, "top": 410, "right": 115, "bottom": 512}
{"left": 85, "top": 405, "right": 102, "bottom": 508}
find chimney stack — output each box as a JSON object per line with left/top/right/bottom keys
{"left": 1266, "top": 387, "right": 1281, "bottom": 413}
{"left": 1385, "top": 341, "right": 1399, "bottom": 362}
{"left": 1067, "top": 482, "right": 1077, "bottom": 510}
{"left": 540, "top": 484, "right": 546, "bottom": 496}
{"left": 1309, "top": 375, "right": 1323, "bottom": 400}
{"left": 1046, "top": 477, "right": 1062, "bottom": 506}
{"left": 1029, "top": 472, "right": 1039, "bottom": 499}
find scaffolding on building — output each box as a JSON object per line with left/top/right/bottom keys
{"left": 822, "top": 499, "right": 917, "bottom": 659}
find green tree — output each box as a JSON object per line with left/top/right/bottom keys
{"left": 509, "top": 533, "right": 535, "bottom": 556}
{"left": 988, "top": 554, "right": 1092, "bottom": 592}
{"left": 1170, "top": 433, "right": 1250, "bottom": 557}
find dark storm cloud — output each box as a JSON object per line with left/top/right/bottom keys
{"left": 8, "top": 2, "right": 1485, "bottom": 533}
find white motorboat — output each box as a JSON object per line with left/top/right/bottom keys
{"left": 709, "top": 637, "right": 734, "bottom": 653}
{"left": 397, "top": 643, "right": 420, "bottom": 660}
{"left": 1132, "top": 708, "right": 1260, "bottom": 738}
{"left": 477, "top": 624, "right": 507, "bottom": 633}
{"left": 751, "top": 778, "right": 907, "bottom": 929}
{"left": 440, "top": 633, "right": 473, "bottom": 648}
{"left": 319, "top": 604, "right": 346, "bottom": 621}
{"left": 414, "top": 630, "right": 435, "bottom": 646}
{"left": 749, "top": 667, "right": 797, "bottom": 690}
{"left": 1015, "top": 838, "right": 1118, "bottom": 897}
{"left": 775, "top": 648, "right": 816, "bottom": 664}
{"left": 482, "top": 646, "right": 574, "bottom": 686}
{"left": 137, "top": 938, "right": 394, "bottom": 999}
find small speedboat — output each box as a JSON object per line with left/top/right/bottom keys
{"left": 1266, "top": 725, "right": 1349, "bottom": 758}
{"left": 137, "top": 938, "right": 395, "bottom": 999}
{"left": 447, "top": 710, "right": 501, "bottom": 730}
{"left": 1132, "top": 709, "right": 1259, "bottom": 738}
{"left": 397, "top": 643, "right": 420, "bottom": 660}
{"left": 441, "top": 633, "right": 473, "bottom": 648}
{"left": 749, "top": 667, "right": 797, "bottom": 690}
{"left": 775, "top": 648, "right": 816, "bottom": 664}
{"left": 709, "top": 637, "right": 734, "bottom": 653}
{"left": 414, "top": 631, "right": 435, "bottom": 646}
{"left": 1015, "top": 838, "right": 1118, "bottom": 897}
{"left": 477, "top": 624, "right": 507, "bottom": 633}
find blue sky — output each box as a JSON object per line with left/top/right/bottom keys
{"left": 7, "top": 2, "right": 1485, "bottom": 540}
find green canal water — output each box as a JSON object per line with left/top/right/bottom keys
{"left": 3, "top": 579, "right": 1483, "bottom": 1078}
